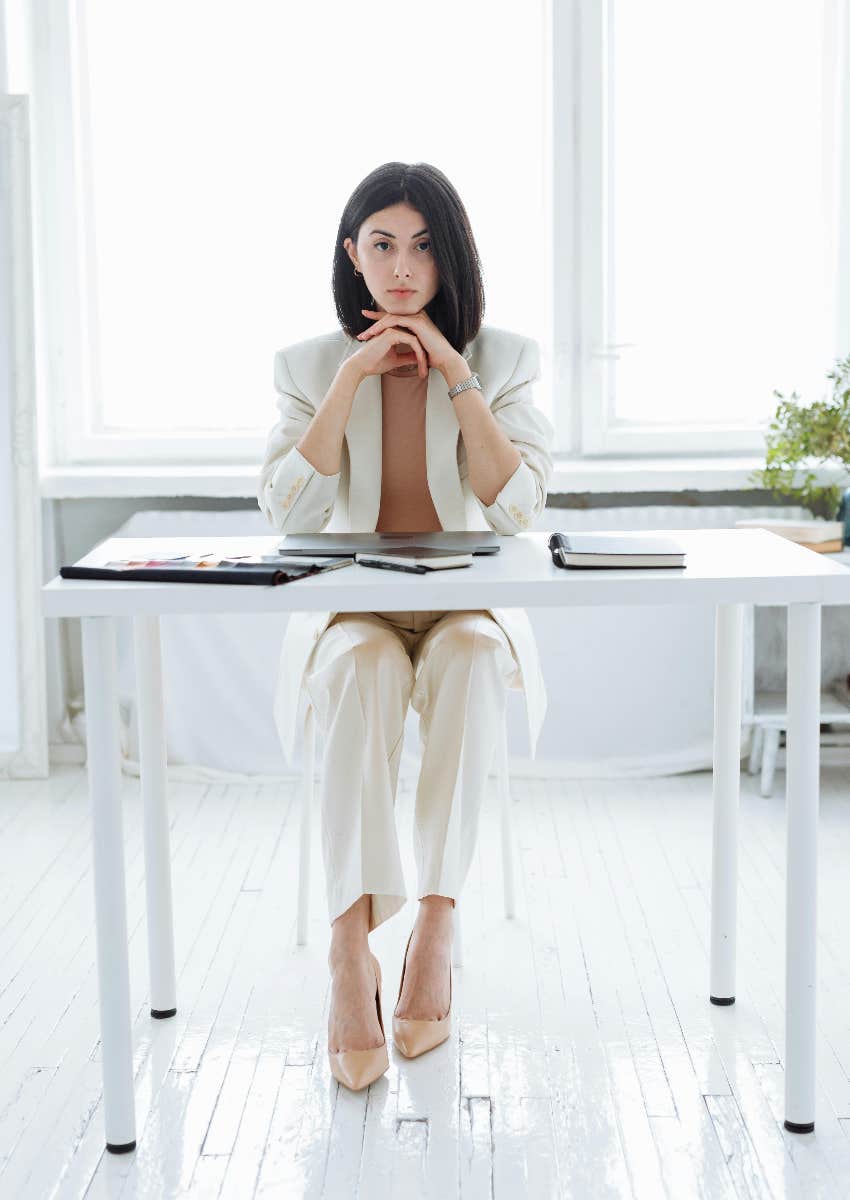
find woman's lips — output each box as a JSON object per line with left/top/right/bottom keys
{"left": 389, "top": 289, "right": 415, "bottom": 295}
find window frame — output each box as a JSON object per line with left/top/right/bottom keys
{"left": 573, "top": 0, "right": 850, "bottom": 457}
{"left": 31, "top": 0, "right": 263, "bottom": 467}
{"left": 28, "top": 0, "right": 850, "bottom": 469}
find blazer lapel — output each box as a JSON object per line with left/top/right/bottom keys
{"left": 341, "top": 337, "right": 474, "bottom": 532}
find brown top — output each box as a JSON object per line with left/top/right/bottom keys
{"left": 375, "top": 368, "right": 443, "bottom": 533}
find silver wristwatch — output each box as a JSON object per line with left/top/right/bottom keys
{"left": 447, "top": 371, "right": 481, "bottom": 400}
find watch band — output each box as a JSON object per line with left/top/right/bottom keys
{"left": 447, "top": 371, "right": 481, "bottom": 400}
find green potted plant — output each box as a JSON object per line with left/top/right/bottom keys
{"left": 748, "top": 352, "right": 850, "bottom": 534}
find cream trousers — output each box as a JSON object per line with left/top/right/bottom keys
{"left": 301, "top": 608, "right": 523, "bottom": 934}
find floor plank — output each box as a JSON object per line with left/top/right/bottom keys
{"left": 0, "top": 762, "right": 848, "bottom": 1197}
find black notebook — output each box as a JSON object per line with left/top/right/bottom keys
{"left": 60, "top": 553, "right": 356, "bottom": 586}
{"left": 548, "top": 531, "right": 687, "bottom": 569}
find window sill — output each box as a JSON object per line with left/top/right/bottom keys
{"left": 38, "top": 456, "right": 849, "bottom": 501}
{"left": 40, "top": 464, "right": 264, "bottom": 500}
{"left": 547, "top": 455, "right": 846, "bottom": 499}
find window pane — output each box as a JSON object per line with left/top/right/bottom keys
{"left": 80, "top": 0, "right": 547, "bottom": 434}
{"left": 610, "top": 0, "right": 836, "bottom": 426}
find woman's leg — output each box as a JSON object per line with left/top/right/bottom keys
{"left": 326, "top": 892, "right": 386, "bottom": 1053}
{"left": 410, "top": 611, "right": 519, "bottom": 904}
{"left": 303, "top": 614, "right": 415, "bottom": 936}
{"left": 303, "top": 614, "right": 415, "bottom": 1053}
{"left": 395, "top": 612, "right": 520, "bottom": 1020}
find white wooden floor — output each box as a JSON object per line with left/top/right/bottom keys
{"left": 2, "top": 763, "right": 850, "bottom": 1199}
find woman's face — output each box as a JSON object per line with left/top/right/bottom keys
{"left": 343, "top": 202, "right": 440, "bottom": 316}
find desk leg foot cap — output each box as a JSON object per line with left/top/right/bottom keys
{"left": 784, "top": 1120, "right": 814, "bottom": 1134}
{"left": 106, "top": 1140, "right": 136, "bottom": 1154}
{"left": 710, "top": 995, "right": 735, "bottom": 1006}
{"left": 151, "top": 1007, "right": 177, "bottom": 1019}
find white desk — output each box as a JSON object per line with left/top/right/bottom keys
{"left": 42, "top": 527, "right": 850, "bottom": 1151}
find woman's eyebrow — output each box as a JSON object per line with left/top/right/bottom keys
{"left": 368, "top": 228, "right": 429, "bottom": 238}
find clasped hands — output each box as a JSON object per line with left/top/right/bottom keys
{"left": 355, "top": 307, "right": 464, "bottom": 379}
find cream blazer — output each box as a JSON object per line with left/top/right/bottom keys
{"left": 257, "top": 323, "right": 555, "bottom": 766}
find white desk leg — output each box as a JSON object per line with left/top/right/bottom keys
{"left": 710, "top": 602, "right": 744, "bottom": 1005}
{"left": 81, "top": 617, "right": 136, "bottom": 1153}
{"left": 784, "top": 601, "right": 820, "bottom": 1134}
{"left": 134, "top": 616, "right": 177, "bottom": 1018}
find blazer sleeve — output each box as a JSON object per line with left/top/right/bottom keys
{"left": 468, "top": 336, "right": 555, "bottom": 534}
{"left": 256, "top": 348, "right": 341, "bottom": 534}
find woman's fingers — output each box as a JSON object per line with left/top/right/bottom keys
{"left": 384, "top": 328, "right": 427, "bottom": 377}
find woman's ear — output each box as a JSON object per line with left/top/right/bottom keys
{"left": 342, "top": 236, "right": 358, "bottom": 271}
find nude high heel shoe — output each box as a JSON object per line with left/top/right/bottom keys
{"left": 327, "top": 953, "right": 389, "bottom": 1091}
{"left": 392, "top": 928, "right": 452, "bottom": 1058}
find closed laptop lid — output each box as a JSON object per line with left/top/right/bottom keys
{"left": 277, "top": 531, "right": 501, "bottom": 555}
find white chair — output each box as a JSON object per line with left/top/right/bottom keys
{"left": 747, "top": 685, "right": 850, "bottom": 796}
{"left": 295, "top": 701, "right": 518, "bottom": 967}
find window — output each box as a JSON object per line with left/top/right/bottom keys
{"left": 32, "top": 0, "right": 548, "bottom": 466}
{"left": 28, "top": 1, "right": 850, "bottom": 468}
{"left": 576, "top": 0, "right": 848, "bottom": 455}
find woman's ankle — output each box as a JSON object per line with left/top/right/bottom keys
{"left": 416, "top": 894, "right": 455, "bottom": 924}
{"left": 329, "top": 893, "right": 372, "bottom": 964}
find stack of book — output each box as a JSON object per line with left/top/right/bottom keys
{"left": 733, "top": 518, "right": 846, "bottom": 554}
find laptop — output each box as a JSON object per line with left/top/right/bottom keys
{"left": 276, "top": 531, "right": 502, "bottom": 556}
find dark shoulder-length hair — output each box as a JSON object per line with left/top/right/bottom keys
{"left": 332, "top": 162, "right": 485, "bottom": 354}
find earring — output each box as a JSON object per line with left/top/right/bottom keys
{"left": 354, "top": 267, "right": 376, "bottom": 309}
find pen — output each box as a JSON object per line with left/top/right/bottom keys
{"left": 358, "top": 560, "right": 428, "bottom": 575}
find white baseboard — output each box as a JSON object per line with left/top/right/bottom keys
{"left": 50, "top": 739, "right": 850, "bottom": 785}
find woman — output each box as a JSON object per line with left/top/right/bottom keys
{"left": 257, "top": 162, "right": 554, "bottom": 1092}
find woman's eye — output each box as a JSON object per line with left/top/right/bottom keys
{"left": 373, "top": 241, "right": 431, "bottom": 252}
